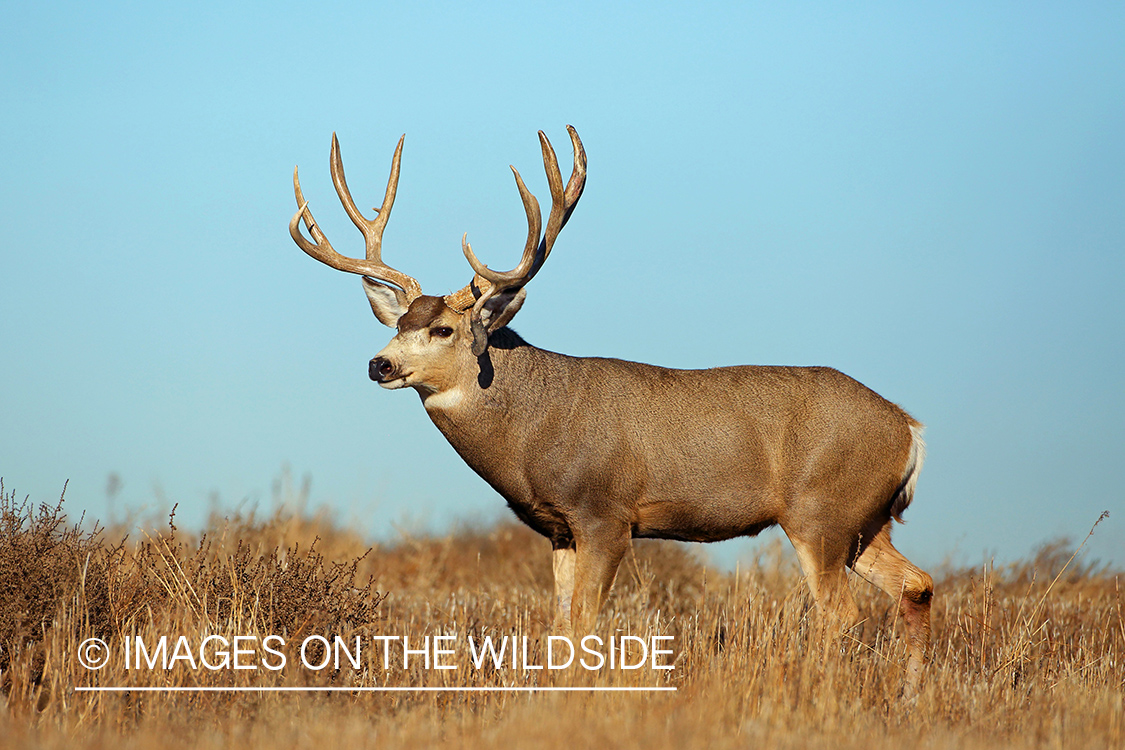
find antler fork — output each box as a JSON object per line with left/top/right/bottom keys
{"left": 290, "top": 134, "right": 423, "bottom": 303}
{"left": 444, "top": 126, "right": 586, "bottom": 352}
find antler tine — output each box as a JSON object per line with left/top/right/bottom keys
{"left": 461, "top": 166, "right": 543, "bottom": 287}
{"left": 538, "top": 131, "right": 567, "bottom": 263}
{"left": 289, "top": 135, "right": 422, "bottom": 301}
{"left": 289, "top": 168, "right": 340, "bottom": 265}
{"left": 562, "top": 125, "right": 588, "bottom": 227}
{"left": 446, "top": 163, "right": 543, "bottom": 313}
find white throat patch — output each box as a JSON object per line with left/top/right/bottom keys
{"left": 423, "top": 387, "right": 465, "bottom": 412}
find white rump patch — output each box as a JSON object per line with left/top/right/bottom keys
{"left": 905, "top": 423, "right": 926, "bottom": 499}
{"left": 891, "top": 423, "right": 926, "bottom": 522}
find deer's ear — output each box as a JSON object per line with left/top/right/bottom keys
{"left": 480, "top": 287, "right": 527, "bottom": 332}
{"left": 469, "top": 288, "right": 527, "bottom": 356}
{"left": 362, "top": 277, "right": 410, "bottom": 327}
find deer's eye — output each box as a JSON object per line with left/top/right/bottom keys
{"left": 432, "top": 326, "right": 454, "bottom": 338}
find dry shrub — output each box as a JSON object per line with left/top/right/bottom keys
{"left": 0, "top": 482, "right": 110, "bottom": 684}
{"left": 0, "top": 481, "right": 385, "bottom": 707}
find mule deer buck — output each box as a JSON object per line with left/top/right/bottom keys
{"left": 289, "top": 126, "right": 934, "bottom": 694}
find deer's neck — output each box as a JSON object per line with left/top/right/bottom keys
{"left": 418, "top": 329, "right": 570, "bottom": 497}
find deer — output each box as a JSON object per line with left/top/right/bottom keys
{"left": 288, "top": 126, "right": 934, "bottom": 695}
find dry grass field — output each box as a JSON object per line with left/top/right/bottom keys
{"left": 1, "top": 479, "right": 1121, "bottom": 749}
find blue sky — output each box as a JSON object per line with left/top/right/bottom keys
{"left": 2, "top": 2, "right": 1122, "bottom": 569}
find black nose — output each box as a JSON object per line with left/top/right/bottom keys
{"left": 369, "top": 357, "right": 394, "bottom": 382}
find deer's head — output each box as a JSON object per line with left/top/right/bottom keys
{"left": 289, "top": 127, "right": 586, "bottom": 402}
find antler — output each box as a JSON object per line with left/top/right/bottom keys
{"left": 290, "top": 134, "right": 423, "bottom": 302}
{"left": 443, "top": 126, "right": 587, "bottom": 315}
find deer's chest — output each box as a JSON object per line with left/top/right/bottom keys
{"left": 503, "top": 496, "right": 573, "bottom": 547}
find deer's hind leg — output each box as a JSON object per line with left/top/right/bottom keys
{"left": 851, "top": 522, "right": 933, "bottom": 697}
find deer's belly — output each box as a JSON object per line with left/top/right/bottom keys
{"left": 631, "top": 489, "right": 780, "bottom": 543}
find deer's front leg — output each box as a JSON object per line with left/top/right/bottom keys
{"left": 552, "top": 543, "right": 576, "bottom": 632}
{"left": 570, "top": 524, "right": 630, "bottom": 635}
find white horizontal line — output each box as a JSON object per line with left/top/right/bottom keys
{"left": 76, "top": 686, "right": 676, "bottom": 693}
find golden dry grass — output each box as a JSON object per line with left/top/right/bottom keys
{"left": 1, "top": 480, "right": 1121, "bottom": 749}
